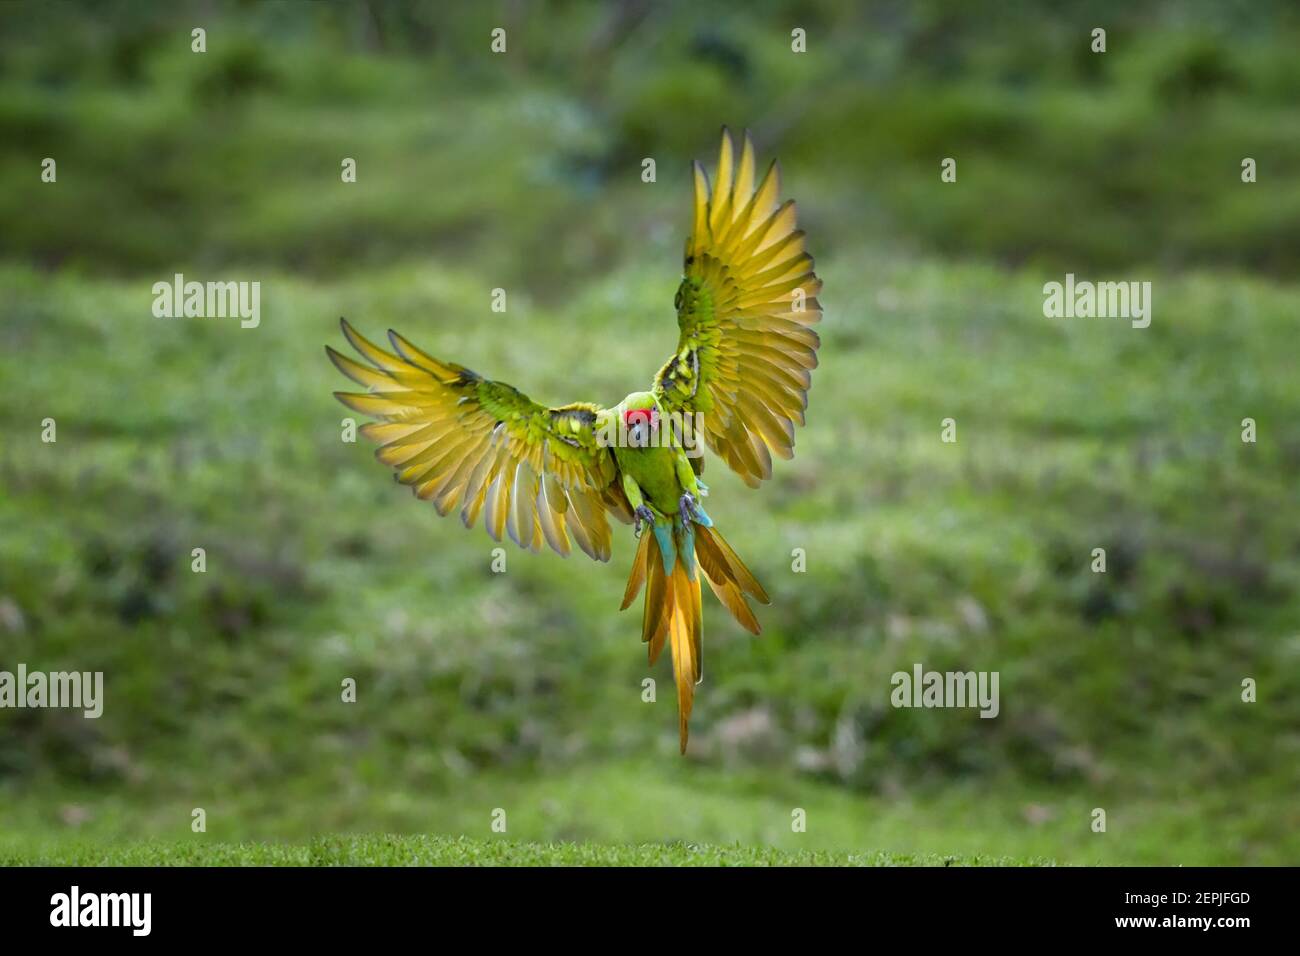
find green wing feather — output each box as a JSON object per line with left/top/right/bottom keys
{"left": 654, "top": 127, "right": 822, "bottom": 487}
{"left": 329, "top": 319, "right": 630, "bottom": 561}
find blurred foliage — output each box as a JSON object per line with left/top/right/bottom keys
{"left": 1, "top": 0, "right": 1298, "bottom": 864}
{"left": 3, "top": 0, "right": 1300, "bottom": 282}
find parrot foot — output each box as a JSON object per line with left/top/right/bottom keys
{"left": 678, "top": 493, "right": 699, "bottom": 525}
{"left": 633, "top": 504, "right": 655, "bottom": 537}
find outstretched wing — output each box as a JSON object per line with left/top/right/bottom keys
{"left": 654, "top": 128, "right": 822, "bottom": 487}
{"left": 329, "top": 319, "right": 630, "bottom": 561}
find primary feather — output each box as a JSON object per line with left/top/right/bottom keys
{"left": 328, "top": 319, "right": 630, "bottom": 562}
{"left": 654, "top": 128, "right": 823, "bottom": 487}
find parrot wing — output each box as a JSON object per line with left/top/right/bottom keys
{"left": 653, "top": 127, "right": 822, "bottom": 487}
{"left": 329, "top": 318, "right": 630, "bottom": 561}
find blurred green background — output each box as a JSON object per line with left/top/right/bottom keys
{"left": 1, "top": 0, "right": 1298, "bottom": 865}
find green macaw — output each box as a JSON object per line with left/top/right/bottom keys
{"left": 328, "top": 128, "right": 822, "bottom": 752}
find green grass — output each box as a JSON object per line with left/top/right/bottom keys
{"left": 0, "top": 759, "right": 1286, "bottom": 866}
{"left": 0, "top": 833, "right": 1043, "bottom": 867}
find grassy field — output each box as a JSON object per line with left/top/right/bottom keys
{"left": 3, "top": 756, "right": 1282, "bottom": 866}
{"left": 2, "top": 1, "right": 1299, "bottom": 867}
{"left": 3, "top": 248, "right": 1297, "bottom": 864}
{"left": 1, "top": 833, "right": 1045, "bottom": 867}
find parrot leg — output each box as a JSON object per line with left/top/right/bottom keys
{"left": 672, "top": 447, "right": 702, "bottom": 496}
{"left": 622, "top": 472, "right": 655, "bottom": 537}
{"left": 671, "top": 448, "right": 711, "bottom": 525}
{"left": 633, "top": 505, "right": 654, "bottom": 537}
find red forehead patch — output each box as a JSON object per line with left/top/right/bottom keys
{"left": 623, "top": 408, "right": 659, "bottom": 429}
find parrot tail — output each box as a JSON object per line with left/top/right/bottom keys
{"left": 619, "top": 519, "right": 770, "bottom": 753}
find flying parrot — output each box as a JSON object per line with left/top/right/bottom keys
{"left": 327, "top": 128, "right": 822, "bottom": 752}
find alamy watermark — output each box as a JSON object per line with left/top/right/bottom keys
{"left": 0, "top": 664, "right": 103, "bottom": 718}
{"left": 597, "top": 407, "right": 706, "bottom": 459}
{"left": 1043, "top": 273, "right": 1151, "bottom": 328}
{"left": 891, "top": 663, "right": 999, "bottom": 718}
{"left": 152, "top": 273, "right": 260, "bottom": 328}
{"left": 50, "top": 886, "right": 150, "bottom": 936}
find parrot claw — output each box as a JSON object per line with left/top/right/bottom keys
{"left": 633, "top": 504, "right": 655, "bottom": 537}
{"left": 678, "top": 493, "right": 699, "bottom": 525}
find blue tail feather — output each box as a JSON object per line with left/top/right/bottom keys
{"left": 649, "top": 514, "right": 704, "bottom": 579}
{"left": 678, "top": 520, "right": 697, "bottom": 580}
{"left": 651, "top": 520, "right": 676, "bottom": 575}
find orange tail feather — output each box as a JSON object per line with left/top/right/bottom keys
{"left": 619, "top": 523, "right": 763, "bottom": 753}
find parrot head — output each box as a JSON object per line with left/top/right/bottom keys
{"left": 617, "top": 391, "right": 660, "bottom": 449}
